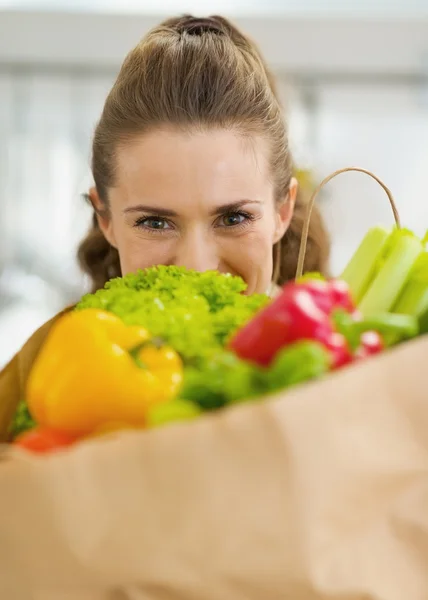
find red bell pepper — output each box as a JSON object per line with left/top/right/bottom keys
{"left": 297, "top": 279, "right": 355, "bottom": 315}
{"left": 328, "top": 280, "right": 356, "bottom": 313}
{"left": 229, "top": 280, "right": 353, "bottom": 367}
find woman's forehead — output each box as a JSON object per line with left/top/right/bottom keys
{"left": 113, "top": 128, "right": 273, "bottom": 206}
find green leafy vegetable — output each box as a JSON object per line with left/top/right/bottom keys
{"left": 146, "top": 399, "right": 202, "bottom": 428}
{"left": 179, "top": 351, "right": 264, "bottom": 410}
{"left": 77, "top": 266, "right": 268, "bottom": 363}
{"left": 267, "top": 341, "right": 331, "bottom": 391}
{"left": 179, "top": 341, "right": 330, "bottom": 409}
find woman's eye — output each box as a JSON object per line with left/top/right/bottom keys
{"left": 221, "top": 212, "right": 247, "bottom": 227}
{"left": 137, "top": 217, "right": 171, "bottom": 230}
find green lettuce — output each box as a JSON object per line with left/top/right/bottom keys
{"left": 77, "top": 266, "right": 268, "bottom": 363}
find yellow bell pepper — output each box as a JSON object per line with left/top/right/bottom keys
{"left": 27, "top": 309, "right": 183, "bottom": 435}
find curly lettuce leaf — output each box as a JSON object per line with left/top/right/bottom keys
{"left": 77, "top": 266, "right": 268, "bottom": 362}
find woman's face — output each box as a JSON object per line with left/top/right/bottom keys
{"left": 94, "top": 128, "right": 296, "bottom": 295}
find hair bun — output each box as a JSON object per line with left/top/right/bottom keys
{"left": 176, "top": 15, "right": 226, "bottom": 36}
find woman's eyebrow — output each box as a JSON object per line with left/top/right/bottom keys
{"left": 210, "top": 199, "right": 262, "bottom": 216}
{"left": 124, "top": 205, "right": 178, "bottom": 217}
{"left": 123, "top": 199, "right": 261, "bottom": 217}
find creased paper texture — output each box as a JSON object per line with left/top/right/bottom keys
{"left": 1, "top": 337, "right": 428, "bottom": 600}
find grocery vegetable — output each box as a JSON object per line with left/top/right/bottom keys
{"left": 147, "top": 399, "right": 202, "bottom": 428}
{"left": 10, "top": 268, "right": 267, "bottom": 440}
{"left": 8, "top": 399, "right": 36, "bottom": 439}
{"left": 9, "top": 236, "right": 427, "bottom": 451}
{"left": 266, "top": 341, "right": 331, "bottom": 391}
{"left": 229, "top": 279, "right": 354, "bottom": 367}
{"left": 393, "top": 252, "right": 428, "bottom": 317}
{"left": 359, "top": 231, "right": 422, "bottom": 314}
{"left": 322, "top": 332, "right": 353, "bottom": 368}
{"left": 179, "top": 341, "right": 331, "bottom": 408}
{"left": 354, "top": 331, "right": 384, "bottom": 359}
{"left": 340, "top": 226, "right": 391, "bottom": 303}
{"left": 179, "top": 351, "right": 264, "bottom": 410}
{"left": 419, "top": 305, "right": 428, "bottom": 335}
{"left": 27, "top": 308, "right": 183, "bottom": 435}
{"left": 297, "top": 279, "right": 356, "bottom": 314}
{"left": 131, "top": 338, "right": 183, "bottom": 396}
{"left": 229, "top": 265, "right": 424, "bottom": 370}
{"left": 77, "top": 266, "right": 268, "bottom": 363}
{"left": 14, "top": 427, "right": 77, "bottom": 454}
{"left": 341, "top": 228, "right": 424, "bottom": 315}
{"left": 333, "top": 310, "right": 418, "bottom": 350}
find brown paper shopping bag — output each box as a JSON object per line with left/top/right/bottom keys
{"left": 1, "top": 336, "right": 428, "bottom": 600}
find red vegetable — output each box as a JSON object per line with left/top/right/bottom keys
{"left": 324, "top": 332, "right": 353, "bottom": 368}
{"left": 297, "top": 279, "right": 355, "bottom": 315}
{"left": 328, "top": 279, "right": 356, "bottom": 313}
{"left": 229, "top": 281, "right": 349, "bottom": 367}
{"left": 355, "top": 331, "right": 384, "bottom": 359}
{"left": 14, "top": 427, "right": 77, "bottom": 454}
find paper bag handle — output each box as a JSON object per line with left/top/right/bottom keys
{"left": 295, "top": 167, "right": 401, "bottom": 280}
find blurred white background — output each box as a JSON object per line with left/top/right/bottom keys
{"left": 1, "top": 0, "right": 428, "bottom": 366}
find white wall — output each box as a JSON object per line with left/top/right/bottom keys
{"left": 1, "top": 10, "right": 428, "bottom": 75}
{"left": 2, "top": 0, "right": 428, "bottom": 17}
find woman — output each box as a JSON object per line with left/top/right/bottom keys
{"left": 0, "top": 15, "right": 329, "bottom": 439}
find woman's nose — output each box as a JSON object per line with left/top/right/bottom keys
{"left": 174, "top": 230, "right": 219, "bottom": 272}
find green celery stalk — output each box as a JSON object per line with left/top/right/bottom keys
{"left": 419, "top": 305, "right": 428, "bottom": 335}
{"left": 393, "top": 252, "right": 428, "bottom": 316}
{"left": 341, "top": 226, "right": 391, "bottom": 303}
{"left": 394, "top": 282, "right": 428, "bottom": 316}
{"left": 359, "top": 230, "right": 423, "bottom": 315}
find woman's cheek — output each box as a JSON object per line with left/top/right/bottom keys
{"left": 218, "top": 232, "right": 273, "bottom": 294}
